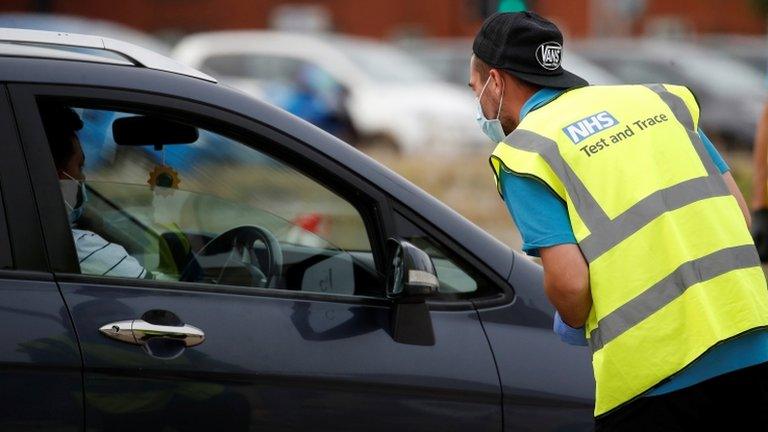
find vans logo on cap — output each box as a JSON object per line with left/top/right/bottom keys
{"left": 536, "top": 42, "right": 562, "bottom": 70}
{"left": 563, "top": 111, "right": 618, "bottom": 144}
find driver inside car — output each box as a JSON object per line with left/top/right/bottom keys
{"left": 42, "top": 104, "right": 151, "bottom": 279}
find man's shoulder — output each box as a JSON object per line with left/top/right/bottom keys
{"left": 72, "top": 228, "right": 106, "bottom": 244}
{"left": 71, "top": 229, "right": 125, "bottom": 255}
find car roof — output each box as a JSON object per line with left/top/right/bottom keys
{"left": 0, "top": 41, "right": 134, "bottom": 65}
{"left": 575, "top": 38, "right": 726, "bottom": 62}
{"left": 0, "top": 27, "right": 215, "bottom": 82}
{"left": 0, "top": 55, "right": 514, "bottom": 280}
{"left": 175, "top": 30, "right": 385, "bottom": 51}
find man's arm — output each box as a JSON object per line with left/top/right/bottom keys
{"left": 723, "top": 171, "right": 751, "bottom": 229}
{"left": 751, "top": 105, "right": 768, "bottom": 261}
{"left": 539, "top": 243, "right": 592, "bottom": 328}
{"left": 498, "top": 169, "right": 590, "bottom": 339}
{"left": 751, "top": 104, "right": 768, "bottom": 211}
{"left": 74, "top": 229, "right": 149, "bottom": 279}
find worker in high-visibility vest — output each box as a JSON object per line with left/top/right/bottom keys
{"left": 470, "top": 11, "right": 768, "bottom": 429}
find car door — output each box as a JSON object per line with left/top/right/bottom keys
{"left": 0, "top": 86, "right": 83, "bottom": 430}
{"left": 10, "top": 83, "right": 502, "bottom": 432}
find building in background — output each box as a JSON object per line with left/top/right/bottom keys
{"left": 0, "top": 0, "right": 765, "bottom": 41}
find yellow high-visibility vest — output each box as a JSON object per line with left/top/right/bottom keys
{"left": 490, "top": 84, "right": 768, "bottom": 416}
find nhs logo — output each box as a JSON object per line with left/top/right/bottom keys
{"left": 562, "top": 111, "right": 618, "bottom": 144}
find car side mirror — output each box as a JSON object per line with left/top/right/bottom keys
{"left": 385, "top": 238, "right": 438, "bottom": 346}
{"left": 385, "top": 238, "right": 440, "bottom": 300}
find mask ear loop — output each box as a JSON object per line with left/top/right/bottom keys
{"left": 61, "top": 170, "right": 85, "bottom": 211}
{"left": 478, "top": 76, "right": 492, "bottom": 101}
{"left": 478, "top": 75, "right": 504, "bottom": 121}
{"left": 62, "top": 199, "right": 76, "bottom": 212}
{"left": 495, "top": 78, "right": 504, "bottom": 120}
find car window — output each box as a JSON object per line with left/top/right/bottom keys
{"left": 203, "top": 54, "right": 310, "bottom": 84}
{"left": 334, "top": 40, "right": 437, "bottom": 83}
{"left": 202, "top": 55, "right": 348, "bottom": 123}
{"left": 593, "top": 58, "right": 687, "bottom": 86}
{"left": 393, "top": 211, "right": 496, "bottom": 298}
{"left": 39, "top": 103, "right": 381, "bottom": 298}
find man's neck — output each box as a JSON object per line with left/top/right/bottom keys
{"left": 511, "top": 85, "right": 543, "bottom": 125}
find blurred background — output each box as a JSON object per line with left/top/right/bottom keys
{"left": 3, "top": 0, "right": 768, "bottom": 251}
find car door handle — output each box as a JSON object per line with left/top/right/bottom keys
{"left": 99, "top": 319, "right": 205, "bottom": 347}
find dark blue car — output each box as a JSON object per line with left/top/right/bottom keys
{"left": 0, "top": 28, "right": 594, "bottom": 431}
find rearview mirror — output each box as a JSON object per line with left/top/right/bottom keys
{"left": 112, "top": 115, "right": 199, "bottom": 148}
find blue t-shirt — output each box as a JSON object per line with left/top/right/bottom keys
{"left": 505, "top": 87, "right": 768, "bottom": 397}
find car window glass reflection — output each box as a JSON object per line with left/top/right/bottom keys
{"left": 39, "top": 103, "right": 381, "bottom": 297}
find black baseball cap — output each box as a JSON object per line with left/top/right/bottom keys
{"left": 473, "top": 11, "right": 587, "bottom": 89}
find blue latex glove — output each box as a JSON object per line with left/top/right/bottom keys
{"left": 553, "top": 311, "right": 588, "bottom": 346}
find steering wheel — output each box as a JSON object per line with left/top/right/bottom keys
{"left": 181, "top": 225, "right": 283, "bottom": 288}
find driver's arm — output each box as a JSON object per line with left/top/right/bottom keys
{"left": 73, "top": 229, "right": 150, "bottom": 279}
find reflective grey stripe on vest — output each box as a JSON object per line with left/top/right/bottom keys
{"left": 501, "top": 129, "right": 611, "bottom": 234}
{"left": 501, "top": 84, "right": 730, "bottom": 262}
{"left": 588, "top": 244, "right": 760, "bottom": 352}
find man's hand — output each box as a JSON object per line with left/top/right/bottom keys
{"left": 553, "top": 310, "right": 588, "bottom": 346}
{"left": 752, "top": 208, "right": 768, "bottom": 262}
{"left": 539, "top": 244, "right": 592, "bottom": 328}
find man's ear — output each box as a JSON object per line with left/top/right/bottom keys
{"left": 488, "top": 69, "right": 509, "bottom": 99}
{"left": 488, "top": 68, "right": 503, "bottom": 91}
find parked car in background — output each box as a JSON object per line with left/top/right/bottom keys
{"left": 576, "top": 38, "right": 765, "bottom": 149}
{"left": 0, "top": 12, "right": 172, "bottom": 54}
{"left": 173, "top": 31, "right": 489, "bottom": 153}
{"left": 398, "top": 37, "right": 621, "bottom": 87}
{"left": 700, "top": 35, "right": 767, "bottom": 75}
{"left": 0, "top": 27, "right": 594, "bottom": 431}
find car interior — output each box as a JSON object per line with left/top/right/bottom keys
{"left": 40, "top": 102, "right": 384, "bottom": 297}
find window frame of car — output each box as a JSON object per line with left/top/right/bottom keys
{"left": 9, "top": 82, "right": 512, "bottom": 310}
{"left": 0, "top": 85, "right": 30, "bottom": 273}
{"left": 390, "top": 202, "right": 514, "bottom": 311}
{"left": 9, "top": 83, "right": 395, "bottom": 304}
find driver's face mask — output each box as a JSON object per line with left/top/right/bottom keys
{"left": 59, "top": 171, "right": 88, "bottom": 224}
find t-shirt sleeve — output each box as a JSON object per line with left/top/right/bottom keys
{"left": 499, "top": 169, "right": 577, "bottom": 257}
{"left": 73, "top": 229, "right": 148, "bottom": 279}
{"left": 698, "top": 129, "right": 729, "bottom": 174}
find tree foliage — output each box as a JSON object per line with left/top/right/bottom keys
{"left": 751, "top": 0, "right": 768, "bottom": 16}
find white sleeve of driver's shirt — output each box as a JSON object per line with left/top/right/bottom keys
{"left": 72, "top": 228, "right": 148, "bottom": 279}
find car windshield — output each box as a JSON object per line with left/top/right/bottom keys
{"left": 336, "top": 39, "right": 438, "bottom": 83}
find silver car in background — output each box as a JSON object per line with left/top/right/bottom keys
{"left": 173, "top": 31, "right": 488, "bottom": 153}
{"left": 398, "top": 37, "right": 621, "bottom": 87}
{"left": 576, "top": 38, "right": 766, "bottom": 149}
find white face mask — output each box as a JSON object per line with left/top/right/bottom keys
{"left": 475, "top": 76, "right": 506, "bottom": 143}
{"left": 59, "top": 171, "right": 87, "bottom": 224}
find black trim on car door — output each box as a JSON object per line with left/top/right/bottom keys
{"left": 0, "top": 85, "right": 44, "bottom": 271}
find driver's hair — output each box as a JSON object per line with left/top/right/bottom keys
{"left": 39, "top": 103, "right": 84, "bottom": 171}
